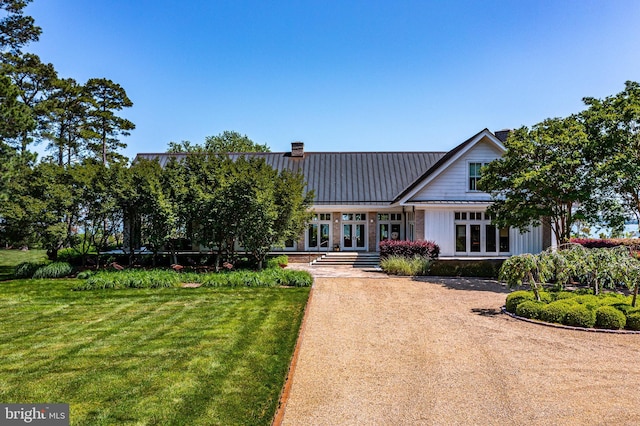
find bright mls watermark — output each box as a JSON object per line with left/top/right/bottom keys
{"left": 1, "top": 404, "right": 68, "bottom": 425}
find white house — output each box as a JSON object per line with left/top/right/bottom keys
{"left": 135, "top": 128, "right": 550, "bottom": 258}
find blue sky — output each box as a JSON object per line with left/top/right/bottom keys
{"left": 24, "top": 0, "right": 640, "bottom": 159}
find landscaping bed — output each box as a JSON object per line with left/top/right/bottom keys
{"left": 505, "top": 289, "right": 640, "bottom": 330}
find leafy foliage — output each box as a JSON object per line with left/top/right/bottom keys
{"left": 266, "top": 255, "right": 288, "bottom": 269}
{"left": 595, "top": 306, "right": 626, "bottom": 330}
{"left": 478, "top": 116, "right": 596, "bottom": 244}
{"left": 378, "top": 239, "right": 440, "bottom": 260}
{"left": 31, "top": 261, "right": 72, "bottom": 278}
{"left": 515, "top": 300, "right": 544, "bottom": 320}
{"left": 73, "top": 268, "right": 313, "bottom": 290}
{"left": 505, "top": 290, "right": 535, "bottom": 313}
{"left": 14, "top": 259, "right": 48, "bottom": 278}
{"left": 506, "top": 289, "right": 639, "bottom": 330}
{"left": 380, "top": 255, "right": 431, "bottom": 276}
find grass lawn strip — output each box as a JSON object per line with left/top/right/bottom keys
{"left": 0, "top": 274, "right": 309, "bottom": 425}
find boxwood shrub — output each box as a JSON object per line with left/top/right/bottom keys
{"left": 626, "top": 312, "right": 640, "bottom": 331}
{"left": 505, "top": 290, "right": 535, "bottom": 313}
{"left": 540, "top": 300, "right": 574, "bottom": 324}
{"left": 564, "top": 305, "right": 596, "bottom": 328}
{"left": 515, "top": 300, "right": 545, "bottom": 320}
{"left": 595, "top": 306, "right": 627, "bottom": 329}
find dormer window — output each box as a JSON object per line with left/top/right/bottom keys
{"left": 469, "top": 162, "right": 488, "bottom": 191}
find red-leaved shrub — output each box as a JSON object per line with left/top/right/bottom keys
{"left": 570, "top": 238, "right": 640, "bottom": 250}
{"left": 379, "top": 240, "right": 440, "bottom": 260}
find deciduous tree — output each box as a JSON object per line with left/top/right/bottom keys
{"left": 478, "top": 116, "right": 595, "bottom": 244}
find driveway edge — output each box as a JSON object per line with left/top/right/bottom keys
{"left": 272, "top": 285, "right": 315, "bottom": 426}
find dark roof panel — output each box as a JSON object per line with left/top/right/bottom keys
{"left": 134, "top": 150, "right": 449, "bottom": 205}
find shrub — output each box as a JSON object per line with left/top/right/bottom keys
{"left": 75, "top": 269, "right": 184, "bottom": 290}
{"left": 266, "top": 255, "right": 288, "bottom": 269}
{"left": 505, "top": 291, "right": 535, "bottom": 313}
{"left": 428, "top": 260, "right": 502, "bottom": 278}
{"left": 571, "top": 238, "right": 640, "bottom": 250}
{"left": 515, "top": 300, "right": 544, "bottom": 319}
{"left": 540, "top": 300, "right": 574, "bottom": 324}
{"left": 278, "top": 269, "right": 313, "bottom": 287}
{"left": 564, "top": 305, "right": 596, "bottom": 328}
{"left": 381, "top": 255, "right": 430, "bottom": 276}
{"left": 626, "top": 312, "right": 640, "bottom": 331}
{"left": 32, "top": 262, "right": 73, "bottom": 279}
{"left": 379, "top": 240, "right": 439, "bottom": 260}
{"left": 14, "top": 261, "right": 49, "bottom": 279}
{"left": 595, "top": 306, "right": 626, "bottom": 329}
{"left": 76, "top": 270, "right": 93, "bottom": 279}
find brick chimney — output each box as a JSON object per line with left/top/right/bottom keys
{"left": 494, "top": 129, "right": 511, "bottom": 143}
{"left": 291, "top": 142, "right": 304, "bottom": 157}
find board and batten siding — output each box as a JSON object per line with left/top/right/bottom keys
{"left": 423, "top": 210, "right": 456, "bottom": 255}
{"left": 422, "top": 208, "right": 544, "bottom": 257}
{"left": 410, "top": 139, "right": 502, "bottom": 202}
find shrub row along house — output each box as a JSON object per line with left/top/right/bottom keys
{"left": 135, "top": 129, "right": 551, "bottom": 258}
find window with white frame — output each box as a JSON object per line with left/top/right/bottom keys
{"left": 454, "top": 211, "right": 509, "bottom": 254}
{"left": 468, "top": 162, "right": 489, "bottom": 191}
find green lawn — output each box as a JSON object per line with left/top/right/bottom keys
{"left": 0, "top": 249, "right": 47, "bottom": 280}
{"left": 0, "top": 251, "right": 310, "bottom": 425}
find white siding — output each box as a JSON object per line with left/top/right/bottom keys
{"left": 410, "top": 139, "right": 502, "bottom": 202}
{"left": 423, "top": 209, "right": 455, "bottom": 256}
{"left": 422, "top": 208, "right": 545, "bottom": 257}
{"left": 511, "top": 226, "right": 544, "bottom": 255}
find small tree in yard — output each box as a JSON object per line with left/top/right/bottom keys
{"left": 499, "top": 253, "right": 551, "bottom": 301}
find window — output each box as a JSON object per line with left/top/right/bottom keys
{"left": 469, "top": 162, "right": 488, "bottom": 191}
{"left": 407, "top": 211, "right": 415, "bottom": 242}
{"left": 454, "top": 211, "right": 509, "bottom": 254}
{"left": 344, "top": 213, "right": 366, "bottom": 221}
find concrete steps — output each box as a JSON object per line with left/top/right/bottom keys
{"left": 311, "top": 252, "right": 380, "bottom": 268}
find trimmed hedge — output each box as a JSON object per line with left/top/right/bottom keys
{"left": 540, "top": 300, "right": 572, "bottom": 324}
{"left": 428, "top": 259, "right": 503, "bottom": 278}
{"left": 626, "top": 312, "right": 640, "bottom": 331}
{"left": 379, "top": 240, "right": 439, "bottom": 260}
{"left": 564, "top": 304, "right": 596, "bottom": 328}
{"left": 506, "top": 290, "right": 640, "bottom": 330}
{"left": 595, "top": 306, "right": 626, "bottom": 329}
{"left": 506, "top": 291, "right": 535, "bottom": 313}
{"left": 516, "top": 300, "right": 544, "bottom": 320}
{"left": 266, "top": 255, "right": 288, "bottom": 269}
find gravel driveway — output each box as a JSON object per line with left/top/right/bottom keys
{"left": 280, "top": 276, "right": 640, "bottom": 425}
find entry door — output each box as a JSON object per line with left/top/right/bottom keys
{"left": 306, "top": 223, "right": 331, "bottom": 251}
{"left": 342, "top": 223, "right": 366, "bottom": 250}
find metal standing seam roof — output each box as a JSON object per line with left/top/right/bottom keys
{"left": 134, "top": 151, "right": 448, "bottom": 205}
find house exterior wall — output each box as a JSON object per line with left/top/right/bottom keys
{"left": 422, "top": 207, "right": 544, "bottom": 257}
{"left": 411, "top": 139, "right": 502, "bottom": 202}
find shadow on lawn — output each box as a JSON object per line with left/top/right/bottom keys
{"left": 412, "top": 276, "right": 511, "bottom": 294}
{"left": 0, "top": 265, "right": 14, "bottom": 281}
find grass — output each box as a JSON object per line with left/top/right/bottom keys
{"left": 0, "top": 251, "right": 310, "bottom": 425}
{"left": 0, "top": 249, "right": 47, "bottom": 280}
